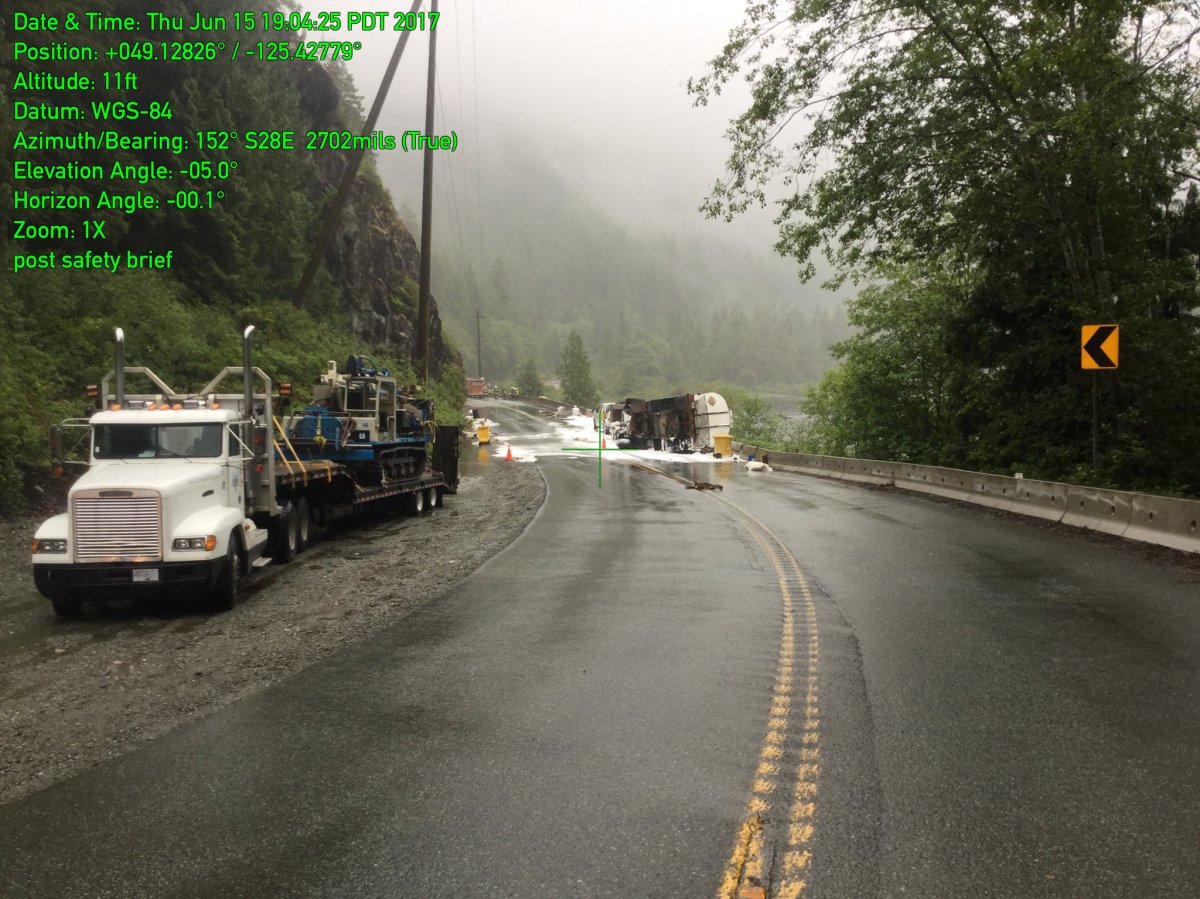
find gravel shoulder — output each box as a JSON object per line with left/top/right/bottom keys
{"left": 0, "top": 459, "right": 545, "bottom": 805}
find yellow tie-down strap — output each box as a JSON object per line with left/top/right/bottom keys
{"left": 273, "top": 415, "right": 334, "bottom": 488}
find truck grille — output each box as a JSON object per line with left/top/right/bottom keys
{"left": 72, "top": 491, "right": 162, "bottom": 562}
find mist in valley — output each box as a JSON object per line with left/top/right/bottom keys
{"left": 311, "top": 0, "right": 847, "bottom": 399}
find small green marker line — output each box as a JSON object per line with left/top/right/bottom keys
{"left": 560, "top": 442, "right": 642, "bottom": 489}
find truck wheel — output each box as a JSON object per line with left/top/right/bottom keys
{"left": 208, "top": 539, "right": 238, "bottom": 612}
{"left": 426, "top": 488, "right": 438, "bottom": 509}
{"left": 51, "top": 594, "right": 83, "bottom": 617}
{"left": 271, "top": 503, "right": 296, "bottom": 564}
{"left": 412, "top": 489, "right": 425, "bottom": 514}
{"left": 295, "top": 496, "right": 310, "bottom": 552}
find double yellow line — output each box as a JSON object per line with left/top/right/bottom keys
{"left": 628, "top": 462, "right": 821, "bottom": 897}
{"left": 711, "top": 499, "right": 820, "bottom": 899}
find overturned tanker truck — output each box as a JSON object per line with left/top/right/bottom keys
{"left": 615, "top": 392, "right": 731, "bottom": 453}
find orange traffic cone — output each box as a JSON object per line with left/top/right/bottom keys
{"left": 602, "top": 436, "right": 607, "bottom": 448}
{"left": 505, "top": 444, "right": 513, "bottom": 461}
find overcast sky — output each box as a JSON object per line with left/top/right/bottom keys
{"left": 303, "top": 0, "right": 788, "bottom": 255}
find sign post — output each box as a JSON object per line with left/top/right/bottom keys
{"left": 1081, "top": 324, "right": 1119, "bottom": 468}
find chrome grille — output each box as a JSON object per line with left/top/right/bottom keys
{"left": 72, "top": 492, "right": 162, "bottom": 562}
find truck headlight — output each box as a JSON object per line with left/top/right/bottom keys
{"left": 33, "top": 539, "right": 68, "bottom": 554}
{"left": 173, "top": 535, "right": 217, "bottom": 551}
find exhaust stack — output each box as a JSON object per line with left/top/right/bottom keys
{"left": 114, "top": 327, "right": 125, "bottom": 408}
{"left": 242, "top": 325, "right": 255, "bottom": 420}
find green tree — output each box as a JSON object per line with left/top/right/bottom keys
{"left": 693, "top": 2, "right": 1200, "bottom": 490}
{"left": 432, "top": 362, "right": 467, "bottom": 426}
{"left": 732, "top": 394, "right": 784, "bottom": 448}
{"left": 516, "top": 358, "right": 542, "bottom": 396}
{"left": 691, "top": 2, "right": 1199, "bottom": 296}
{"left": 799, "top": 264, "right": 973, "bottom": 463}
{"left": 559, "top": 331, "right": 598, "bottom": 408}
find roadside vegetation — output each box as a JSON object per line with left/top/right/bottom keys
{"left": 0, "top": 272, "right": 455, "bottom": 511}
{"left": 0, "top": 0, "right": 464, "bottom": 513}
{"left": 694, "top": 1, "right": 1200, "bottom": 495}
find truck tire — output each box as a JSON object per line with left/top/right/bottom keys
{"left": 50, "top": 594, "right": 83, "bottom": 617}
{"left": 426, "top": 487, "right": 438, "bottom": 509}
{"left": 412, "top": 489, "right": 425, "bottom": 514}
{"left": 208, "top": 539, "right": 238, "bottom": 612}
{"left": 295, "top": 496, "right": 310, "bottom": 553}
{"left": 271, "top": 502, "right": 297, "bottom": 564}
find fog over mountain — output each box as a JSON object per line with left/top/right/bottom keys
{"left": 304, "top": 0, "right": 845, "bottom": 390}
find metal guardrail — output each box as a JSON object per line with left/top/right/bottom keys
{"left": 732, "top": 443, "right": 1200, "bottom": 555}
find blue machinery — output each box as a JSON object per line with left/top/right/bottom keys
{"left": 281, "top": 355, "right": 434, "bottom": 485}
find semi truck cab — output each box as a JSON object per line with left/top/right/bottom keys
{"left": 31, "top": 326, "right": 276, "bottom": 616}
{"left": 32, "top": 406, "right": 269, "bottom": 615}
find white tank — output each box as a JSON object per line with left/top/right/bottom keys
{"left": 692, "top": 393, "right": 731, "bottom": 448}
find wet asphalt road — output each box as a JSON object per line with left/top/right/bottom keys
{"left": 728, "top": 470, "right": 1200, "bottom": 899}
{"left": 2, "top": 400, "right": 1200, "bottom": 898}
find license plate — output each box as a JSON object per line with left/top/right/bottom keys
{"left": 132, "top": 569, "right": 159, "bottom": 583}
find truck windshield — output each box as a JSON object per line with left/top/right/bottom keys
{"left": 93, "top": 424, "right": 224, "bottom": 459}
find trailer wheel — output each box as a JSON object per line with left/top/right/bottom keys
{"left": 208, "top": 538, "right": 238, "bottom": 612}
{"left": 50, "top": 594, "right": 83, "bottom": 617}
{"left": 412, "top": 489, "right": 425, "bottom": 514}
{"left": 426, "top": 487, "right": 438, "bottom": 509}
{"left": 295, "top": 496, "right": 310, "bottom": 552}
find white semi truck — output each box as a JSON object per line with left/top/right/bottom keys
{"left": 31, "top": 327, "right": 458, "bottom": 616}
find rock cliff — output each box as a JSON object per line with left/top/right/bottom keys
{"left": 296, "top": 61, "right": 456, "bottom": 380}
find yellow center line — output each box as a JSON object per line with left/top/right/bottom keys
{"left": 709, "top": 497, "right": 820, "bottom": 899}
{"left": 627, "top": 460, "right": 821, "bottom": 898}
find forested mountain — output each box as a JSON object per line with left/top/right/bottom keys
{"left": 0, "top": 0, "right": 461, "bottom": 510}
{"left": 377, "top": 143, "right": 849, "bottom": 398}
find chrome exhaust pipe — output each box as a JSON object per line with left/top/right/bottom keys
{"left": 114, "top": 327, "right": 125, "bottom": 408}
{"left": 242, "top": 325, "right": 255, "bottom": 419}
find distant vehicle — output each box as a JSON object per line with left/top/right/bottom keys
{"left": 466, "top": 377, "right": 487, "bottom": 397}
{"left": 616, "top": 392, "right": 731, "bottom": 453}
{"left": 594, "top": 402, "right": 626, "bottom": 434}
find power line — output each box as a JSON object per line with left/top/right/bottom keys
{"left": 293, "top": 0, "right": 423, "bottom": 309}
{"left": 474, "top": 309, "right": 483, "bottom": 378}
{"left": 436, "top": 72, "right": 467, "bottom": 264}
{"left": 470, "top": 0, "right": 484, "bottom": 259}
{"left": 452, "top": 4, "right": 472, "bottom": 261}
{"left": 416, "top": 0, "right": 438, "bottom": 382}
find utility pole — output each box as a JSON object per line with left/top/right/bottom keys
{"left": 474, "top": 309, "right": 483, "bottom": 379}
{"left": 292, "top": 0, "right": 423, "bottom": 309}
{"left": 415, "top": 0, "right": 438, "bottom": 384}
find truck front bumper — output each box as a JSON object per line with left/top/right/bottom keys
{"left": 33, "top": 559, "right": 223, "bottom": 599}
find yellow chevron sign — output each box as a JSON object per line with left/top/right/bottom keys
{"left": 1081, "top": 324, "right": 1118, "bottom": 370}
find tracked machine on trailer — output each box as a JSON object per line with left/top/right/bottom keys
{"left": 282, "top": 354, "right": 435, "bottom": 485}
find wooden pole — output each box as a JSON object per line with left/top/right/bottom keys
{"left": 416, "top": 0, "right": 439, "bottom": 383}
{"left": 292, "top": 0, "right": 423, "bottom": 309}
